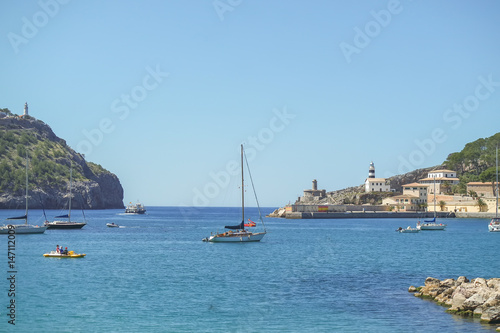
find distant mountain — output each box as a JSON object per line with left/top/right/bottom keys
{"left": 0, "top": 108, "right": 124, "bottom": 209}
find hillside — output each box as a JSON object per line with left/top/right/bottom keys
{"left": 0, "top": 108, "right": 124, "bottom": 209}
{"left": 312, "top": 132, "right": 500, "bottom": 206}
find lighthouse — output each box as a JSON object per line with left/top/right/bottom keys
{"left": 368, "top": 161, "right": 375, "bottom": 178}
{"left": 23, "top": 102, "right": 28, "bottom": 116}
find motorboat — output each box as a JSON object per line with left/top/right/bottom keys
{"left": 489, "top": 218, "right": 500, "bottom": 232}
{"left": 43, "top": 250, "right": 86, "bottom": 258}
{"left": 397, "top": 226, "right": 420, "bottom": 233}
{"left": 107, "top": 223, "right": 119, "bottom": 228}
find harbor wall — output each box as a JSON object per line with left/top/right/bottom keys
{"left": 284, "top": 211, "right": 454, "bottom": 219}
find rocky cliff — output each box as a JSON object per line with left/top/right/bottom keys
{"left": 0, "top": 113, "right": 124, "bottom": 209}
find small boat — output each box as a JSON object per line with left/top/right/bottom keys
{"left": 489, "top": 218, "right": 500, "bottom": 232}
{"left": 417, "top": 219, "right": 447, "bottom": 230}
{"left": 203, "top": 145, "right": 266, "bottom": 243}
{"left": 397, "top": 226, "right": 420, "bottom": 233}
{"left": 489, "top": 147, "right": 499, "bottom": 232}
{"left": 125, "top": 202, "right": 146, "bottom": 214}
{"left": 44, "top": 164, "right": 87, "bottom": 230}
{"left": 43, "top": 250, "right": 86, "bottom": 258}
{"left": 0, "top": 155, "right": 47, "bottom": 235}
{"left": 107, "top": 223, "right": 119, "bottom": 228}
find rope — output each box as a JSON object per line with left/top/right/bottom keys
{"left": 243, "top": 146, "right": 267, "bottom": 232}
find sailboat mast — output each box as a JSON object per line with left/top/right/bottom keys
{"left": 68, "top": 164, "right": 72, "bottom": 222}
{"left": 433, "top": 176, "right": 437, "bottom": 218}
{"left": 496, "top": 146, "right": 498, "bottom": 218}
{"left": 25, "top": 154, "right": 29, "bottom": 223}
{"left": 241, "top": 144, "right": 244, "bottom": 224}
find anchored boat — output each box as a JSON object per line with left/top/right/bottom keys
{"left": 203, "top": 145, "right": 266, "bottom": 243}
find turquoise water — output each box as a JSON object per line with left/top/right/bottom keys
{"left": 0, "top": 206, "right": 498, "bottom": 332}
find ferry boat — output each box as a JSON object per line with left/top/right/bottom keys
{"left": 125, "top": 202, "right": 146, "bottom": 214}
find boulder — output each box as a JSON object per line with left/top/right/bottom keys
{"left": 481, "top": 306, "right": 500, "bottom": 323}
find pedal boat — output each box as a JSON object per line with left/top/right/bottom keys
{"left": 43, "top": 250, "right": 86, "bottom": 258}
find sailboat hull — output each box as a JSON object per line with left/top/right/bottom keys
{"left": 417, "top": 223, "right": 446, "bottom": 230}
{"left": 0, "top": 225, "right": 47, "bottom": 234}
{"left": 44, "top": 221, "right": 86, "bottom": 229}
{"left": 206, "top": 232, "right": 266, "bottom": 242}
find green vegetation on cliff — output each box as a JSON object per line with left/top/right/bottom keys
{"left": 0, "top": 108, "right": 123, "bottom": 208}
{"left": 445, "top": 132, "right": 500, "bottom": 194}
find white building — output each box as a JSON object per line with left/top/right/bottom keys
{"left": 364, "top": 162, "right": 391, "bottom": 192}
{"left": 419, "top": 169, "right": 459, "bottom": 194}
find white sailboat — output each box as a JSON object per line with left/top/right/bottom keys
{"left": 489, "top": 146, "right": 500, "bottom": 232}
{"left": 417, "top": 176, "right": 446, "bottom": 230}
{"left": 0, "top": 155, "right": 47, "bottom": 234}
{"left": 203, "top": 145, "right": 267, "bottom": 242}
{"left": 44, "top": 164, "right": 87, "bottom": 229}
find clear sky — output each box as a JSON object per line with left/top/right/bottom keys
{"left": 1, "top": 0, "right": 500, "bottom": 208}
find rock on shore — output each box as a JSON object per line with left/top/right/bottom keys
{"left": 411, "top": 276, "right": 500, "bottom": 324}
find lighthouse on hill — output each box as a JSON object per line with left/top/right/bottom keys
{"left": 364, "top": 161, "right": 391, "bottom": 192}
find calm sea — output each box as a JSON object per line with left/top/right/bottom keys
{"left": 0, "top": 206, "right": 498, "bottom": 332}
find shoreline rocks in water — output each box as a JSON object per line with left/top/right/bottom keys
{"left": 411, "top": 276, "right": 500, "bottom": 325}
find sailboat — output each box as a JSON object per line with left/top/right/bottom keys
{"left": 417, "top": 175, "right": 446, "bottom": 230}
{"left": 489, "top": 146, "right": 500, "bottom": 232}
{"left": 0, "top": 155, "right": 47, "bottom": 234}
{"left": 44, "top": 164, "right": 87, "bottom": 229}
{"left": 203, "top": 145, "right": 266, "bottom": 242}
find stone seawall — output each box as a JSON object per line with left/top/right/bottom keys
{"left": 283, "top": 211, "right": 453, "bottom": 219}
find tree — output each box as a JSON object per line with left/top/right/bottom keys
{"left": 441, "top": 181, "right": 452, "bottom": 194}
{"left": 476, "top": 198, "right": 488, "bottom": 212}
{"left": 439, "top": 200, "right": 446, "bottom": 211}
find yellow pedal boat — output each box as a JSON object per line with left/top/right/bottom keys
{"left": 43, "top": 250, "right": 86, "bottom": 258}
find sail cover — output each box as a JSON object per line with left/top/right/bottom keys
{"left": 55, "top": 214, "right": 69, "bottom": 218}
{"left": 7, "top": 214, "right": 27, "bottom": 220}
{"left": 424, "top": 217, "right": 436, "bottom": 223}
{"left": 225, "top": 221, "right": 244, "bottom": 230}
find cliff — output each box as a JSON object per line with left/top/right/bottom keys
{"left": 0, "top": 112, "right": 124, "bottom": 209}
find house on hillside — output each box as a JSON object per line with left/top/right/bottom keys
{"left": 382, "top": 183, "right": 428, "bottom": 211}
{"left": 418, "top": 169, "right": 459, "bottom": 194}
{"left": 466, "top": 182, "right": 499, "bottom": 198}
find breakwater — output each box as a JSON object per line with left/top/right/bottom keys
{"left": 275, "top": 211, "right": 454, "bottom": 219}
{"left": 410, "top": 276, "right": 500, "bottom": 325}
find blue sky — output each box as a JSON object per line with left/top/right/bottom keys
{"left": 1, "top": 0, "right": 500, "bottom": 207}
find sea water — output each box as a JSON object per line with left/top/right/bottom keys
{"left": 0, "top": 206, "right": 498, "bottom": 332}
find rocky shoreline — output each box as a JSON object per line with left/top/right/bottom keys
{"left": 410, "top": 276, "right": 500, "bottom": 328}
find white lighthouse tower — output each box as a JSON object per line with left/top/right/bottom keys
{"left": 23, "top": 102, "right": 28, "bottom": 117}
{"left": 368, "top": 161, "right": 375, "bottom": 178}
